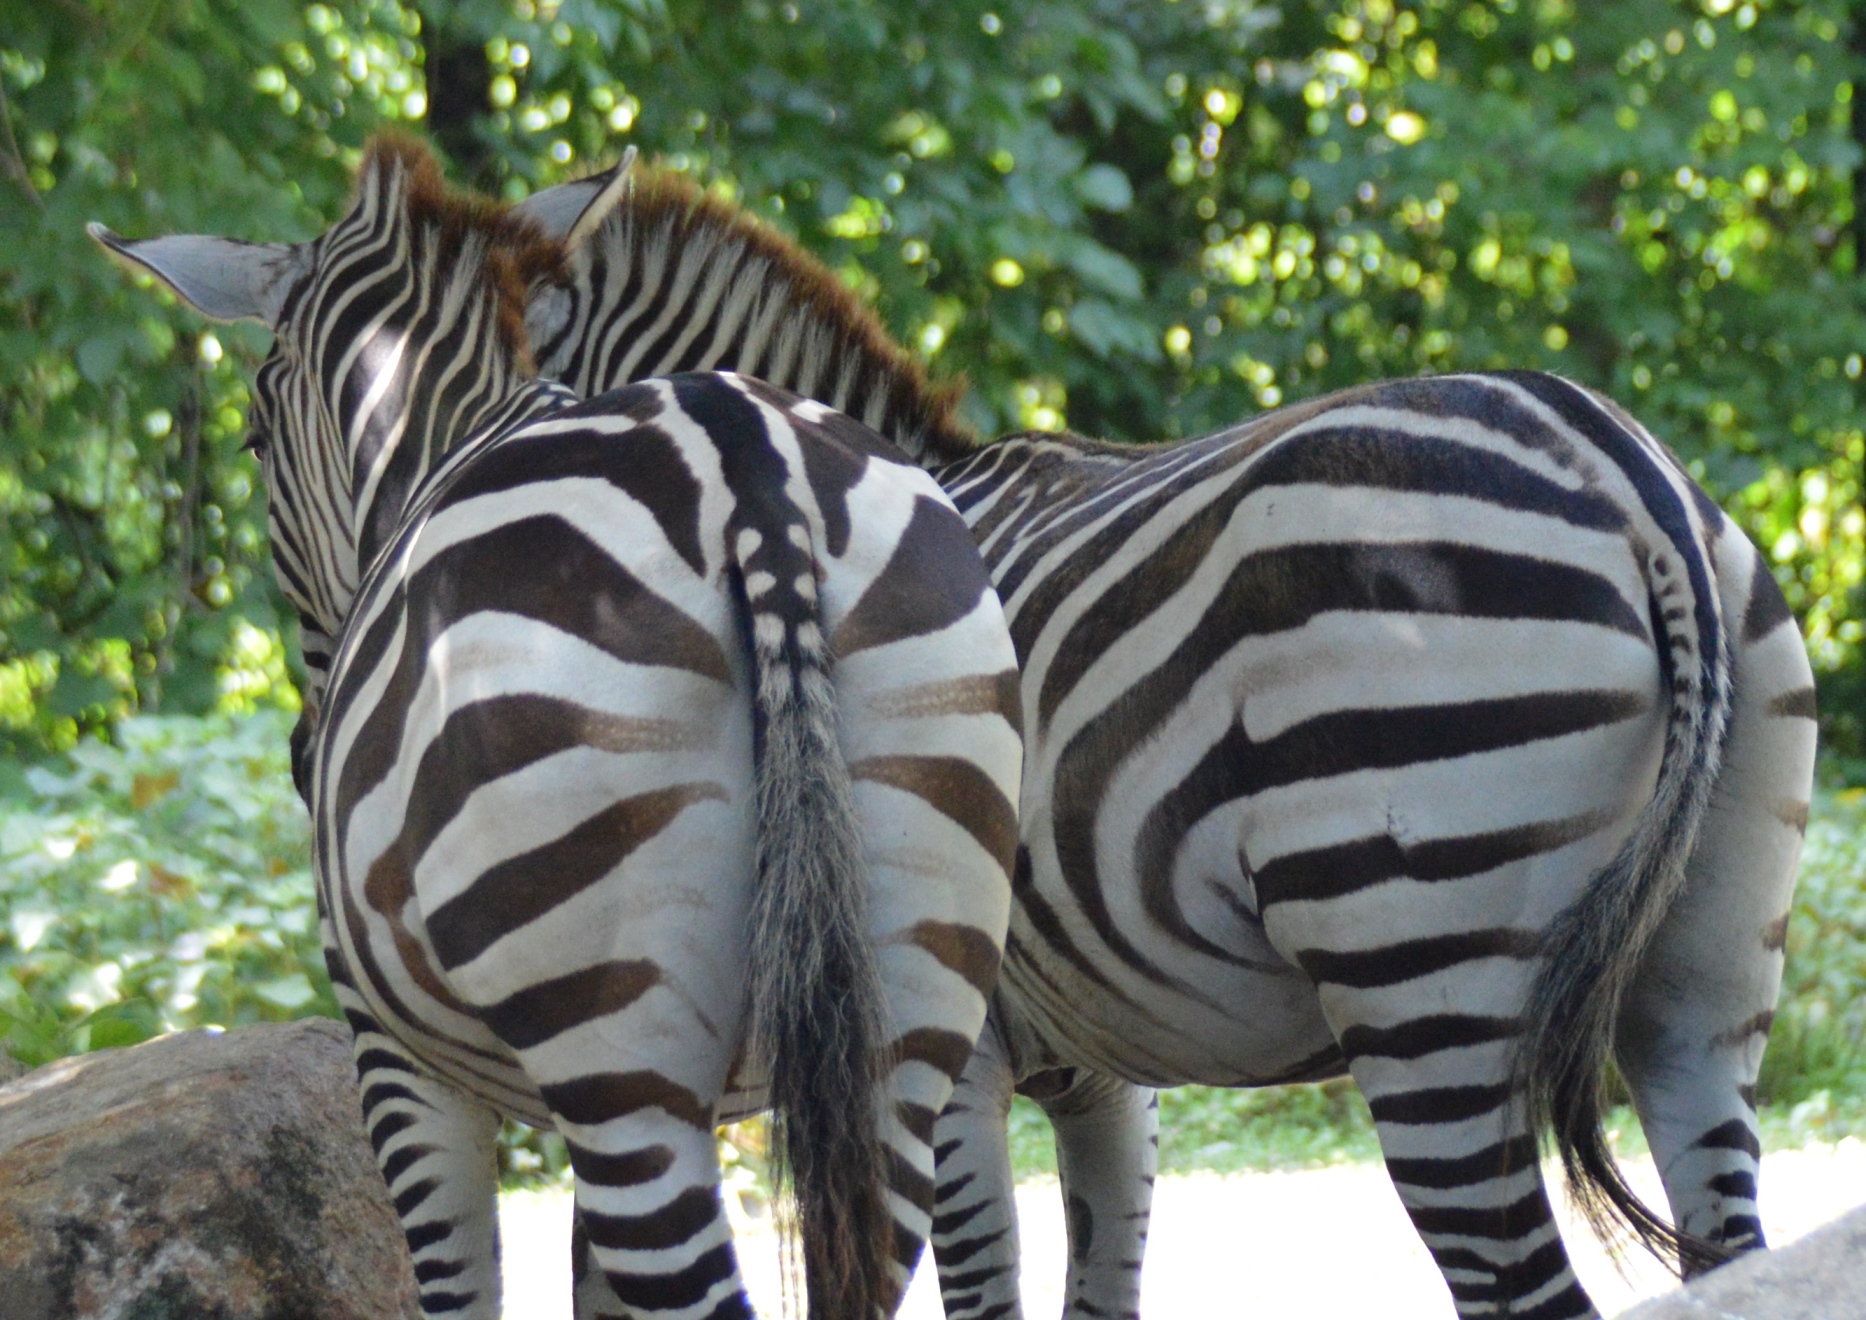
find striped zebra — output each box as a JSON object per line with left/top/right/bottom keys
{"left": 91, "top": 136, "right": 1024, "bottom": 1320}
{"left": 515, "top": 158, "right": 1818, "bottom": 1318}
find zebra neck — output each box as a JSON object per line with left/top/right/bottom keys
{"left": 936, "top": 432, "right": 1138, "bottom": 531}
{"left": 529, "top": 195, "right": 978, "bottom": 469}
{"left": 353, "top": 378, "right": 573, "bottom": 581}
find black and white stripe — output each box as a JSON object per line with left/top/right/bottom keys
{"left": 95, "top": 139, "right": 1023, "bottom": 1320}
{"left": 517, "top": 163, "right": 1817, "bottom": 1320}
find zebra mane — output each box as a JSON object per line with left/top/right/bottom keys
{"left": 530, "top": 164, "right": 979, "bottom": 466}
{"left": 359, "top": 132, "right": 568, "bottom": 374}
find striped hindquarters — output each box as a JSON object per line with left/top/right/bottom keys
{"left": 941, "top": 372, "right": 1744, "bottom": 1307}
{"left": 310, "top": 370, "right": 1020, "bottom": 1318}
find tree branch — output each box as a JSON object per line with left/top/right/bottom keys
{"left": 0, "top": 77, "right": 45, "bottom": 212}
{"left": 1852, "top": 1, "right": 1866, "bottom": 264}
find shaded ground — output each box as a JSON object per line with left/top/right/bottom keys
{"left": 498, "top": 1139, "right": 1866, "bottom": 1318}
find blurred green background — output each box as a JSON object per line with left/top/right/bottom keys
{"left": 2, "top": 0, "right": 1862, "bottom": 1172}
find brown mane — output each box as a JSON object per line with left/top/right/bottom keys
{"left": 591, "top": 162, "right": 978, "bottom": 461}
{"left": 359, "top": 132, "right": 566, "bottom": 374}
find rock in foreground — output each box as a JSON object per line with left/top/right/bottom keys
{"left": 1617, "top": 1201, "right": 1866, "bottom": 1319}
{"left": 0, "top": 1018, "right": 418, "bottom": 1319}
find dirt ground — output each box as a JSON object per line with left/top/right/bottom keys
{"left": 497, "top": 1138, "right": 1866, "bottom": 1319}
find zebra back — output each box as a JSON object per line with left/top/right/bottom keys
{"left": 519, "top": 161, "right": 979, "bottom": 468}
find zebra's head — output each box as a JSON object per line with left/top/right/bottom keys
{"left": 88, "top": 135, "right": 627, "bottom": 655}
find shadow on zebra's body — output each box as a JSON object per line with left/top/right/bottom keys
{"left": 516, "top": 157, "right": 1818, "bottom": 1320}
{"left": 91, "top": 136, "right": 1025, "bottom": 1320}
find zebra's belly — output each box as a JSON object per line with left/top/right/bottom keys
{"left": 996, "top": 919, "right": 1339, "bottom": 1088}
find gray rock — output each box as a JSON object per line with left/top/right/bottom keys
{"left": 1616, "top": 1203, "right": 1866, "bottom": 1319}
{"left": 0, "top": 1018, "right": 419, "bottom": 1319}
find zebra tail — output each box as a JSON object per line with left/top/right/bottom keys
{"left": 1517, "top": 529, "right": 1736, "bottom": 1275}
{"left": 737, "top": 539, "right": 895, "bottom": 1319}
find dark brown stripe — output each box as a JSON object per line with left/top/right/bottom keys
{"left": 893, "top": 1026, "right": 977, "bottom": 1084}
{"left": 1438, "top": 1237, "right": 1577, "bottom": 1309}
{"left": 896, "top": 1100, "right": 938, "bottom": 1147}
{"left": 1708, "top": 1170, "right": 1757, "bottom": 1201}
{"left": 480, "top": 960, "right": 663, "bottom": 1051}
{"left": 1338, "top": 1014, "right": 1520, "bottom": 1061}
{"left": 438, "top": 416, "right": 708, "bottom": 578}
{"left": 1297, "top": 930, "right": 1541, "bottom": 989}
{"left": 1385, "top": 1133, "right": 1541, "bottom": 1190}
{"left": 936, "top": 1226, "right": 1012, "bottom": 1266}
{"left": 565, "top": 1142, "right": 677, "bottom": 1188}
{"left": 902, "top": 920, "right": 1002, "bottom": 996}
{"left": 852, "top": 754, "right": 1018, "bottom": 870}
{"left": 885, "top": 1145, "right": 936, "bottom": 1213}
{"left": 1694, "top": 1118, "right": 1761, "bottom": 1159}
{"left": 1405, "top": 1185, "right": 1554, "bottom": 1238}
{"left": 1040, "top": 539, "right": 1650, "bottom": 730}
{"left": 581, "top": 1185, "right": 720, "bottom": 1251}
{"left": 1743, "top": 551, "right": 1794, "bottom": 642}
{"left": 541, "top": 1071, "right": 711, "bottom": 1129}
{"left": 605, "top": 1240, "right": 737, "bottom": 1311}
{"left": 428, "top": 783, "right": 724, "bottom": 970}
{"left": 1366, "top": 1081, "right": 1515, "bottom": 1126}
{"left": 1253, "top": 810, "right": 1613, "bottom": 907}
{"left": 331, "top": 516, "right": 730, "bottom": 829}
{"left": 1766, "top": 687, "right": 1818, "bottom": 719}
{"left": 831, "top": 496, "right": 992, "bottom": 656}
{"left": 359, "top": 840, "right": 477, "bottom": 1015}
{"left": 341, "top": 691, "right": 711, "bottom": 896}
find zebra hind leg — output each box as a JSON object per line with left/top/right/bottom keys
{"left": 350, "top": 1017, "right": 505, "bottom": 1318}
{"left": 1613, "top": 547, "right": 1818, "bottom": 1275}
{"left": 1309, "top": 956, "right": 1596, "bottom": 1318}
{"left": 557, "top": 1108, "right": 752, "bottom": 1320}
{"left": 930, "top": 1022, "right": 1025, "bottom": 1320}
{"left": 1023, "top": 1067, "right": 1158, "bottom": 1320}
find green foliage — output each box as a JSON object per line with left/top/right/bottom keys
{"left": 0, "top": 0, "right": 420, "bottom": 753}
{"left": 0, "top": 710, "right": 332, "bottom": 1066}
{"left": 3, "top": 0, "right": 1862, "bottom": 759}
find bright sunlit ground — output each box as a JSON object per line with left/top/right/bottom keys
{"left": 497, "top": 1138, "right": 1866, "bottom": 1320}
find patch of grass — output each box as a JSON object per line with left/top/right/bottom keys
{"left": 1010, "top": 1079, "right": 1379, "bottom": 1181}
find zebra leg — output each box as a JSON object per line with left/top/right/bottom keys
{"left": 559, "top": 1106, "right": 751, "bottom": 1320}
{"left": 1313, "top": 967, "right": 1595, "bottom": 1318}
{"left": 1023, "top": 1068, "right": 1157, "bottom": 1320}
{"left": 351, "top": 1017, "right": 504, "bottom": 1318}
{"left": 931, "top": 1021, "right": 1024, "bottom": 1320}
{"left": 1614, "top": 551, "right": 1818, "bottom": 1273}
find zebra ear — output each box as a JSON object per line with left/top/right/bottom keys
{"left": 512, "top": 146, "right": 636, "bottom": 253}
{"left": 87, "top": 223, "right": 297, "bottom": 325}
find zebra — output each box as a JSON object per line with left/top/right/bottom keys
{"left": 513, "top": 157, "right": 1819, "bottom": 1318}
{"left": 90, "top": 135, "right": 1025, "bottom": 1320}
